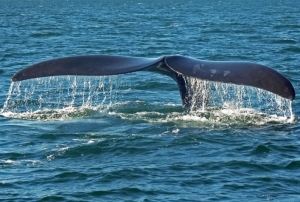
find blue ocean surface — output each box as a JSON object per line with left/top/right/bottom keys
{"left": 1, "top": 0, "right": 300, "bottom": 201}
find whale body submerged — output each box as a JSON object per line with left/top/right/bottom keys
{"left": 11, "top": 55, "right": 295, "bottom": 107}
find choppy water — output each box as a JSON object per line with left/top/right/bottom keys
{"left": 1, "top": 0, "right": 300, "bottom": 201}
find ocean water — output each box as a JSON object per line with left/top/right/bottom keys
{"left": 1, "top": 0, "right": 300, "bottom": 201}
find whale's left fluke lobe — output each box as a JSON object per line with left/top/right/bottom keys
{"left": 11, "top": 55, "right": 295, "bottom": 106}
{"left": 12, "top": 55, "right": 164, "bottom": 82}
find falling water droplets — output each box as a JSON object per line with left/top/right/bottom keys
{"left": 1, "top": 75, "right": 123, "bottom": 120}
{"left": 182, "top": 76, "right": 294, "bottom": 124}
{"left": 0, "top": 75, "right": 295, "bottom": 124}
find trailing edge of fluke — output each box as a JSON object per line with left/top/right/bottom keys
{"left": 11, "top": 55, "right": 295, "bottom": 107}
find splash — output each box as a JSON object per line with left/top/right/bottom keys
{"left": 0, "top": 75, "right": 295, "bottom": 124}
{"left": 1, "top": 75, "right": 123, "bottom": 120}
{"left": 183, "top": 76, "right": 293, "bottom": 118}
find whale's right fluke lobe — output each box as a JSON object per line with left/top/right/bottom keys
{"left": 165, "top": 56, "right": 295, "bottom": 100}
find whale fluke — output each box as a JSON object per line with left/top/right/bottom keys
{"left": 11, "top": 55, "right": 295, "bottom": 106}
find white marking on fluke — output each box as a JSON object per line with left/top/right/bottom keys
{"left": 210, "top": 69, "right": 217, "bottom": 74}
{"left": 193, "top": 64, "right": 201, "bottom": 74}
{"left": 224, "top": 71, "right": 230, "bottom": 76}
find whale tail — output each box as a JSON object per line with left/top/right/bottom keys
{"left": 11, "top": 55, "right": 295, "bottom": 106}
